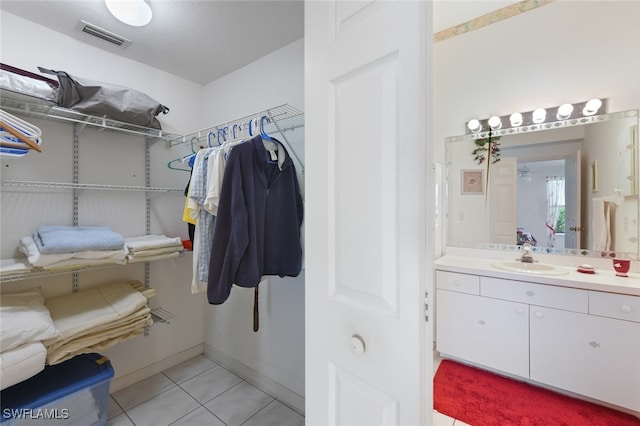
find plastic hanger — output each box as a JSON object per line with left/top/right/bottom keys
{"left": 167, "top": 137, "right": 199, "bottom": 171}
{"left": 232, "top": 123, "right": 241, "bottom": 140}
{"left": 0, "top": 110, "right": 42, "bottom": 153}
{"left": 260, "top": 115, "right": 273, "bottom": 140}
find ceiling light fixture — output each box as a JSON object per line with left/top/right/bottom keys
{"left": 465, "top": 99, "right": 606, "bottom": 136}
{"left": 105, "top": 0, "right": 152, "bottom": 27}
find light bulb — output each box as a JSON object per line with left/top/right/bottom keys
{"left": 583, "top": 98, "right": 602, "bottom": 116}
{"left": 509, "top": 112, "right": 523, "bottom": 127}
{"left": 532, "top": 108, "right": 546, "bottom": 123}
{"left": 105, "top": 0, "right": 153, "bottom": 27}
{"left": 557, "top": 104, "right": 574, "bottom": 120}
{"left": 467, "top": 119, "right": 482, "bottom": 133}
{"left": 488, "top": 116, "right": 502, "bottom": 130}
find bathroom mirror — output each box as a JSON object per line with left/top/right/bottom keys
{"left": 445, "top": 109, "right": 639, "bottom": 260}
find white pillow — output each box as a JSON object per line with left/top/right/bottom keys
{"left": 0, "top": 287, "right": 59, "bottom": 352}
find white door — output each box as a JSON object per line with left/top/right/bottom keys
{"left": 490, "top": 157, "right": 517, "bottom": 244}
{"left": 305, "top": 1, "right": 431, "bottom": 425}
{"left": 564, "top": 151, "right": 581, "bottom": 248}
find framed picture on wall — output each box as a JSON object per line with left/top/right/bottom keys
{"left": 461, "top": 169, "right": 484, "bottom": 195}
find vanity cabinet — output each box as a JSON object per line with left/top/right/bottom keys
{"left": 530, "top": 305, "right": 640, "bottom": 412}
{"left": 436, "top": 269, "right": 640, "bottom": 412}
{"left": 437, "top": 284, "right": 529, "bottom": 378}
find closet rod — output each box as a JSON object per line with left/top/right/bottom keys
{"left": 173, "top": 104, "right": 304, "bottom": 171}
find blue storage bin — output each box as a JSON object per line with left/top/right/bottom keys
{"left": 1, "top": 353, "right": 114, "bottom": 426}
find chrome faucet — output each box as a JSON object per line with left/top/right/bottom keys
{"left": 520, "top": 242, "right": 534, "bottom": 263}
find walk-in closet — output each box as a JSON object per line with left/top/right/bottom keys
{"left": 0, "top": 2, "right": 309, "bottom": 425}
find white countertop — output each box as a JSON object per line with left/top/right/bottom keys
{"left": 434, "top": 254, "right": 640, "bottom": 296}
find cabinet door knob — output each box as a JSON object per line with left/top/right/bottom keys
{"left": 535, "top": 311, "right": 543, "bottom": 318}
{"left": 453, "top": 280, "right": 460, "bottom": 286}
{"left": 478, "top": 320, "right": 486, "bottom": 326}
{"left": 516, "top": 307, "right": 524, "bottom": 314}
{"left": 589, "top": 341, "right": 601, "bottom": 349}
{"left": 621, "top": 305, "right": 633, "bottom": 313}
{"left": 526, "top": 290, "right": 535, "bottom": 297}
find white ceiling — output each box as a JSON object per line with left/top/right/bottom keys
{"left": 0, "top": 0, "right": 305, "bottom": 85}
{"left": 0, "top": 0, "right": 514, "bottom": 86}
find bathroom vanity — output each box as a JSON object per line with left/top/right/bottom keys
{"left": 434, "top": 254, "right": 640, "bottom": 413}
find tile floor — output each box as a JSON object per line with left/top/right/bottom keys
{"left": 107, "top": 355, "right": 304, "bottom": 426}
{"left": 107, "top": 352, "right": 467, "bottom": 426}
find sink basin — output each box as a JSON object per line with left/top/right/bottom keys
{"left": 491, "top": 261, "right": 569, "bottom": 276}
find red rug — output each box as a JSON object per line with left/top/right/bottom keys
{"left": 434, "top": 359, "right": 640, "bottom": 426}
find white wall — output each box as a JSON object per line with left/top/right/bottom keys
{"left": 435, "top": 0, "right": 640, "bottom": 253}
{"left": 0, "top": 11, "right": 206, "bottom": 387}
{"left": 200, "top": 39, "right": 306, "bottom": 405}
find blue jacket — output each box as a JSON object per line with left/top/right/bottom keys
{"left": 207, "top": 135, "right": 303, "bottom": 304}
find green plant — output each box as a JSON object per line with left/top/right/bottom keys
{"left": 472, "top": 135, "right": 501, "bottom": 165}
{"left": 555, "top": 207, "right": 566, "bottom": 233}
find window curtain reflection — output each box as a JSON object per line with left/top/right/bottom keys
{"left": 546, "top": 176, "right": 565, "bottom": 247}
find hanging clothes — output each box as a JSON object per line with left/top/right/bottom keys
{"left": 188, "top": 148, "right": 217, "bottom": 293}
{"left": 207, "top": 134, "right": 303, "bottom": 305}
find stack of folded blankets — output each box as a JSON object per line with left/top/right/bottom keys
{"left": 43, "top": 280, "right": 155, "bottom": 365}
{"left": 15, "top": 226, "right": 184, "bottom": 271}
{"left": 124, "top": 234, "right": 184, "bottom": 263}
{"left": 19, "top": 225, "right": 128, "bottom": 270}
{"left": 0, "top": 287, "right": 59, "bottom": 390}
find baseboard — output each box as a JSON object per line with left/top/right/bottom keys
{"left": 109, "top": 344, "right": 204, "bottom": 393}
{"left": 203, "top": 344, "right": 305, "bottom": 415}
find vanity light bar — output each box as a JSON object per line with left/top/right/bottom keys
{"left": 465, "top": 98, "right": 607, "bottom": 135}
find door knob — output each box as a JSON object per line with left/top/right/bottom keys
{"left": 569, "top": 226, "right": 585, "bottom": 232}
{"left": 350, "top": 335, "right": 366, "bottom": 355}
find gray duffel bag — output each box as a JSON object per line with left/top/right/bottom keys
{"left": 39, "top": 67, "right": 169, "bottom": 129}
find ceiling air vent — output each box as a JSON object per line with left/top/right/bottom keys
{"left": 80, "top": 20, "right": 131, "bottom": 46}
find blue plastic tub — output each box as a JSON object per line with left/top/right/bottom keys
{"left": 1, "top": 353, "right": 114, "bottom": 425}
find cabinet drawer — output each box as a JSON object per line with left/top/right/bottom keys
{"left": 436, "top": 271, "right": 479, "bottom": 295}
{"left": 590, "top": 292, "right": 640, "bottom": 323}
{"left": 481, "top": 276, "right": 588, "bottom": 313}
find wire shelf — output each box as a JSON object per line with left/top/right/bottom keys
{"left": 0, "top": 263, "right": 121, "bottom": 284}
{"left": 150, "top": 307, "right": 177, "bottom": 325}
{"left": 1, "top": 179, "right": 183, "bottom": 193}
{"left": 0, "top": 92, "right": 184, "bottom": 143}
{"left": 173, "top": 103, "right": 304, "bottom": 148}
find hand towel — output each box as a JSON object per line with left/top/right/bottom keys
{"left": 591, "top": 198, "right": 607, "bottom": 251}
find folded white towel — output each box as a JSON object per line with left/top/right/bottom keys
{"left": 127, "top": 251, "right": 181, "bottom": 264}
{"left": 0, "top": 341, "right": 46, "bottom": 390}
{"left": 0, "top": 258, "right": 32, "bottom": 276}
{"left": 20, "top": 236, "right": 127, "bottom": 268}
{"left": 0, "top": 287, "right": 59, "bottom": 352}
{"left": 125, "top": 235, "right": 183, "bottom": 252}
